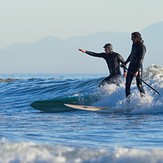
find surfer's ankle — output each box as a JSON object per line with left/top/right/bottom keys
{"left": 140, "top": 93, "right": 145, "bottom": 97}
{"left": 126, "top": 94, "right": 131, "bottom": 98}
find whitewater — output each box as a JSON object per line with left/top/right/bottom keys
{"left": 0, "top": 64, "right": 163, "bottom": 163}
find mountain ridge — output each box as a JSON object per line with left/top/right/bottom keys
{"left": 0, "top": 21, "right": 162, "bottom": 73}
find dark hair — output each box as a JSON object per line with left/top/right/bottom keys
{"left": 132, "top": 32, "right": 144, "bottom": 43}
{"left": 103, "top": 43, "right": 112, "bottom": 48}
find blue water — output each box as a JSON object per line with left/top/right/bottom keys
{"left": 0, "top": 65, "right": 163, "bottom": 163}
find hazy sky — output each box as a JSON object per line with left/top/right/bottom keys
{"left": 0, "top": 0, "right": 163, "bottom": 48}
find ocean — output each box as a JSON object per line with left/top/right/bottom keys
{"left": 0, "top": 64, "right": 163, "bottom": 163}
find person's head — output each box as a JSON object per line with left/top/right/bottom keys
{"left": 131, "top": 32, "right": 143, "bottom": 43}
{"left": 103, "top": 43, "right": 113, "bottom": 53}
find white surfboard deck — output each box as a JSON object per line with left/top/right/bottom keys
{"left": 64, "top": 103, "right": 110, "bottom": 111}
{"left": 65, "top": 104, "right": 125, "bottom": 113}
{"left": 64, "top": 104, "right": 134, "bottom": 113}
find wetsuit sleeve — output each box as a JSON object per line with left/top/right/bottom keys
{"left": 116, "top": 53, "right": 126, "bottom": 72}
{"left": 117, "top": 53, "right": 125, "bottom": 64}
{"left": 85, "top": 51, "right": 104, "bottom": 58}
{"left": 124, "top": 54, "right": 131, "bottom": 65}
{"left": 124, "top": 44, "right": 133, "bottom": 64}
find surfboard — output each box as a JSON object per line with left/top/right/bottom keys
{"left": 31, "top": 96, "right": 133, "bottom": 113}
{"left": 64, "top": 104, "right": 133, "bottom": 113}
{"left": 30, "top": 95, "right": 97, "bottom": 113}
{"left": 64, "top": 104, "right": 112, "bottom": 112}
{"left": 30, "top": 96, "right": 79, "bottom": 112}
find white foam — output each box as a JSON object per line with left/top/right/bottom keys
{"left": 92, "top": 65, "right": 163, "bottom": 114}
{"left": 1, "top": 139, "right": 163, "bottom": 163}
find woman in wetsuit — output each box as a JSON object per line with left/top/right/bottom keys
{"left": 124, "top": 32, "right": 146, "bottom": 97}
{"left": 78, "top": 43, "right": 126, "bottom": 86}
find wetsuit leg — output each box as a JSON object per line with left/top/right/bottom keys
{"left": 125, "top": 72, "right": 134, "bottom": 97}
{"left": 114, "top": 75, "right": 123, "bottom": 86}
{"left": 136, "top": 69, "right": 145, "bottom": 94}
{"left": 99, "top": 75, "right": 122, "bottom": 87}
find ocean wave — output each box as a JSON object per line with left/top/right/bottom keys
{"left": 0, "top": 64, "right": 162, "bottom": 114}
{"left": 0, "top": 140, "right": 163, "bottom": 163}
{"left": 89, "top": 64, "right": 163, "bottom": 114}
{"left": 0, "top": 78, "right": 17, "bottom": 82}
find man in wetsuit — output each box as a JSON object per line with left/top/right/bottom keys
{"left": 123, "top": 32, "right": 146, "bottom": 97}
{"left": 78, "top": 43, "right": 126, "bottom": 86}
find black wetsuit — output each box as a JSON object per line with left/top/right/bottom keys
{"left": 125, "top": 42, "right": 146, "bottom": 97}
{"left": 85, "top": 51, "right": 125, "bottom": 86}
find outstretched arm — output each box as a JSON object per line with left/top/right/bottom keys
{"left": 78, "top": 48, "right": 104, "bottom": 58}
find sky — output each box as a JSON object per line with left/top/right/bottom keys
{"left": 0, "top": 0, "right": 163, "bottom": 49}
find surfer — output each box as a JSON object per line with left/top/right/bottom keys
{"left": 78, "top": 43, "right": 126, "bottom": 86}
{"left": 122, "top": 32, "right": 146, "bottom": 98}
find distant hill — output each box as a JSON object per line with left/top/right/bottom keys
{"left": 141, "top": 21, "right": 163, "bottom": 67}
{"left": 0, "top": 21, "right": 162, "bottom": 73}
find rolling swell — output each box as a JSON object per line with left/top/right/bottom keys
{"left": 0, "top": 75, "right": 103, "bottom": 113}
{"left": 0, "top": 64, "right": 162, "bottom": 114}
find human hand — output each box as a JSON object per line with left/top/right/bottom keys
{"left": 120, "top": 63, "right": 126, "bottom": 68}
{"left": 78, "top": 48, "right": 86, "bottom": 53}
{"left": 133, "top": 71, "right": 138, "bottom": 77}
{"left": 123, "top": 72, "right": 127, "bottom": 78}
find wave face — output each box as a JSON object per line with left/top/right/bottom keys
{"left": 0, "top": 64, "right": 163, "bottom": 162}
